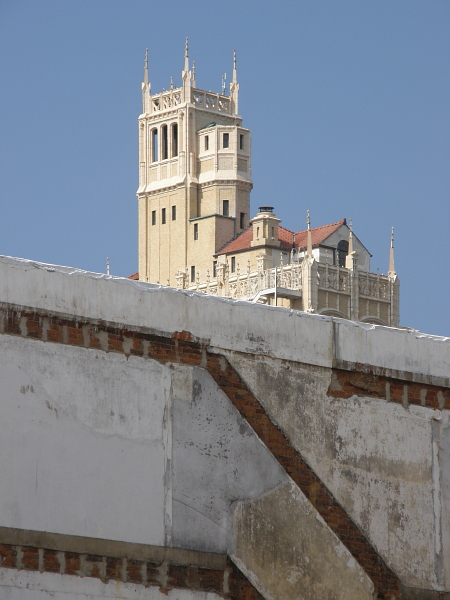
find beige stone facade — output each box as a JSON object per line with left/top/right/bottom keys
{"left": 137, "top": 44, "right": 252, "bottom": 287}
{"left": 137, "top": 44, "right": 400, "bottom": 327}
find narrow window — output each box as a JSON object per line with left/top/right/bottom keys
{"left": 152, "top": 129, "right": 158, "bottom": 162}
{"left": 337, "top": 240, "right": 349, "bottom": 267}
{"left": 231, "top": 257, "right": 236, "bottom": 273}
{"left": 240, "top": 212, "right": 245, "bottom": 229}
{"left": 194, "top": 223, "right": 198, "bottom": 240}
{"left": 205, "top": 135, "right": 209, "bottom": 151}
{"left": 171, "top": 205, "right": 176, "bottom": 220}
{"left": 161, "top": 208, "right": 166, "bottom": 224}
{"left": 222, "top": 200, "right": 229, "bottom": 217}
{"left": 256, "top": 226, "right": 260, "bottom": 239}
{"left": 162, "top": 125, "right": 168, "bottom": 160}
{"left": 190, "top": 266, "right": 195, "bottom": 282}
{"left": 223, "top": 133, "right": 229, "bottom": 148}
{"left": 239, "top": 134, "right": 244, "bottom": 150}
{"left": 151, "top": 210, "right": 156, "bottom": 225}
{"left": 213, "top": 261, "right": 217, "bottom": 278}
{"left": 271, "top": 226, "right": 275, "bottom": 238}
{"left": 172, "top": 123, "right": 178, "bottom": 157}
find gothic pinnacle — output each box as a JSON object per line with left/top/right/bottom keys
{"left": 144, "top": 48, "right": 149, "bottom": 84}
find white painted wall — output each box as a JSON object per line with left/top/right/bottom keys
{"left": 0, "top": 568, "right": 222, "bottom": 600}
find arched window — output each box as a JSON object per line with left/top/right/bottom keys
{"left": 337, "top": 240, "right": 348, "bottom": 267}
{"left": 162, "top": 125, "right": 168, "bottom": 160}
{"left": 151, "top": 129, "right": 158, "bottom": 162}
{"left": 172, "top": 124, "right": 178, "bottom": 157}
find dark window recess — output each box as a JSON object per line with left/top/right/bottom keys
{"left": 162, "top": 125, "right": 168, "bottom": 160}
{"left": 213, "top": 261, "right": 217, "bottom": 278}
{"left": 337, "top": 240, "right": 349, "bottom": 267}
{"left": 222, "top": 200, "right": 229, "bottom": 217}
{"left": 161, "top": 208, "right": 166, "bottom": 224}
{"left": 191, "top": 266, "right": 195, "bottom": 282}
{"left": 194, "top": 223, "right": 198, "bottom": 240}
{"left": 231, "top": 257, "right": 236, "bottom": 272}
{"left": 151, "top": 210, "right": 156, "bottom": 226}
{"left": 205, "top": 135, "right": 209, "bottom": 151}
{"left": 240, "top": 212, "right": 245, "bottom": 229}
{"left": 172, "top": 124, "right": 178, "bottom": 157}
{"left": 152, "top": 129, "right": 158, "bottom": 162}
{"left": 223, "top": 133, "right": 229, "bottom": 148}
{"left": 172, "top": 205, "right": 176, "bottom": 221}
{"left": 239, "top": 134, "right": 244, "bottom": 150}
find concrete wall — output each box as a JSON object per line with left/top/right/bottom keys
{"left": 0, "top": 255, "right": 449, "bottom": 599}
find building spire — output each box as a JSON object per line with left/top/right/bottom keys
{"left": 230, "top": 49, "right": 239, "bottom": 114}
{"left": 144, "top": 48, "right": 149, "bottom": 84}
{"left": 306, "top": 210, "right": 312, "bottom": 258}
{"left": 348, "top": 217, "right": 354, "bottom": 255}
{"left": 388, "top": 227, "right": 396, "bottom": 276}
{"left": 184, "top": 37, "right": 189, "bottom": 73}
{"left": 191, "top": 61, "right": 196, "bottom": 87}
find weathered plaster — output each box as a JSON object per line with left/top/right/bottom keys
{"left": 233, "top": 480, "right": 374, "bottom": 600}
{"left": 225, "top": 351, "right": 447, "bottom": 589}
{"left": 0, "top": 567, "right": 223, "bottom": 600}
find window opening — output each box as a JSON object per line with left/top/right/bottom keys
{"left": 152, "top": 129, "right": 158, "bottom": 162}
{"left": 172, "top": 205, "right": 176, "bottom": 221}
{"left": 190, "top": 266, "right": 195, "bottom": 282}
{"left": 205, "top": 135, "right": 209, "bottom": 151}
{"left": 213, "top": 261, "right": 217, "bottom": 278}
{"left": 271, "top": 226, "right": 274, "bottom": 238}
{"left": 172, "top": 124, "right": 178, "bottom": 157}
{"left": 194, "top": 223, "right": 198, "bottom": 240}
{"left": 240, "top": 212, "right": 245, "bottom": 229}
{"left": 256, "top": 226, "right": 260, "bottom": 239}
{"left": 161, "top": 208, "right": 166, "bottom": 224}
{"left": 239, "top": 134, "right": 244, "bottom": 150}
{"left": 231, "top": 257, "right": 236, "bottom": 272}
{"left": 222, "top": 200, "right": 229, "bottom": 217}
{"left": 162, "top": 125, "right": 168, "bottom": 160}
{"left": 337, "top": 240, "right": 349, "bottom": 267}
{"left": 151, "top": 210, "right": 156, "bottom": 226}
{"left": 223, "top": 133, "right": 229, "bottom": 148}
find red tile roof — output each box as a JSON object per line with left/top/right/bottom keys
{"left": 128, "top": 272, "right": 139, "bottom": 280}
{"left": 217, "top": 218, "right": 346, "bottom": 255}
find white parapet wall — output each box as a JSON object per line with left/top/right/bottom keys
{"left": 0, "top": 256, "right": 448, "bottom": 383}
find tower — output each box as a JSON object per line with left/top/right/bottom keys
{"left": 137, "top": 41, "right": 253, "bottom": 286}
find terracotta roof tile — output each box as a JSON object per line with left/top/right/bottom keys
{"left": 217, "top": 219, "right": 346, "bottom": 255}
{"left": 128, "top": 272, "right": 139, "bottom": 280}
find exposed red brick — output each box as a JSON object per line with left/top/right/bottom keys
{"left": 43, "top": 548, "right": 60, "bottom": 573}
{"left": 21, "top": 546, "right": 39, "bottom": 570}
{"left": 0, "top": 544, "right": 17, "bottom": 568}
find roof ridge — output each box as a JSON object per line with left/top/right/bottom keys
{"left": 294, "top": 218, "right": 345, "bottom": 235}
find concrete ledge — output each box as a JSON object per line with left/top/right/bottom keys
{"left": 0, "top": 526, "right": 227, "bottom": 570}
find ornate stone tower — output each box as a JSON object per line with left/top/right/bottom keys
{"left": 137, "top": 40, "right": 253, "bottom": 286}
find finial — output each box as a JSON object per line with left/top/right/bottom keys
{"left": 192, "top": 61, "right": 196, "bottom": 86}
{"left": 222, "top": 73, "right": 227, "bottom": 94}
{"left": 170, "top": 76, "right": 174, "bottom": 90}
{"left": 106, "top": 257, "right": 110, "bottom": 276}
{"left": 232, "top": 49, "right": 237, "bottom": 83}
{"left": 306, "top": 210, "right": 312, "bottom": 258}
{"left": 184, "top": 37, "right": 189, "bottom": 72}
{"left": 143, "top": 48, "right": 149, "bottom": 84}
{"left": 349, "top": 217, "right": 353, "bottom": 232}
{"left": 388, "top": 226, "right": 396, "bottom": 276}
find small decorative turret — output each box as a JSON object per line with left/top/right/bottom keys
{"left": 250, "top": 207, "right": 281, "bottom": 247}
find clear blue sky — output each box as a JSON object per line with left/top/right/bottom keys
{"left": 1, "top": 1, "right": 449, "bottom": 336}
